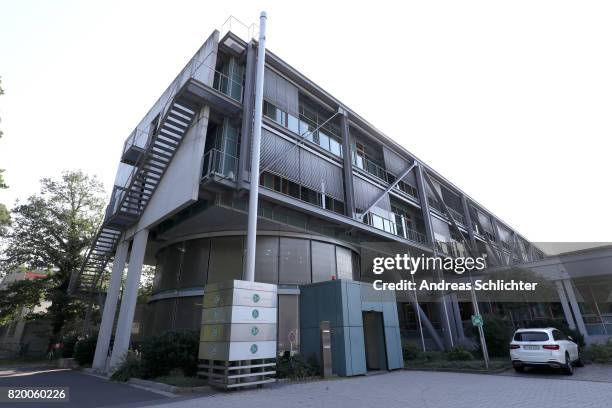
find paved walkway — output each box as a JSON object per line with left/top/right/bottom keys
{"left": 498, "top": 363, "right": 612, "bottom": 383}
{"left": 153, "top": 369, "right": 612, "bottom": 408}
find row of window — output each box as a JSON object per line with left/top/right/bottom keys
{"left": 263, "top": 100, "right": 343, "bottom": 157}
{"left": 260, "top": 171, "right": 345, "bottom": 215}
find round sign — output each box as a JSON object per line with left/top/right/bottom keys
{"left": 250, "top": 344, "right": 258, "bottom": 354}
{"left": 211, "top": 327, "right": 219, "bottom": 337}
{"left": 288, "top": 330, "right": 297, "bottom": 344}
{"left": 214, "top": 294, "right": 221, "bottom": 305}
{"left": 252, "top": 309, "right": 259, "bottom": 319}
{"left": 252, "top": 293, "right": 260, "bottom": 303}
{"left": 209, "top": 344, "right": 217, "bottom": 356}
{"left": 251, "top": 326, "right": 259, "bottom": 336}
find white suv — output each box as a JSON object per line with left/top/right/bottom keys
{"left": 510, "top": 328, "right": 583, "bottom": 375}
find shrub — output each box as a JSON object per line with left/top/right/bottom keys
{"left": 73, "top": 336, "right": 98, "bottom": 366}
{"left": 422, "top": 351, "right": 445, "bottom": 362}
{"left": 474, "top": 314, "right": 514, "bottom": 358}
{"left": 276, "top": 352, "right": 320, "bottom": 379}
{"left": 60, "top": 334, "right": 79, "bottom": 359}
{"left": 111, "top": 352, "right": 142, "bottom": 382}
{"left": 402, "top": 342, "right": 421, "bottom": 360}
{"left": 140, "top": 330, "right": 199, "bottom": 379}
{"left": 583, "top": 340, "right": 612, "bottom": 363}
{"left": 447, "top": 346, "right": 474, "bottom": 361}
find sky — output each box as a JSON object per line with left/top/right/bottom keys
{"left": 1, "top": 0, "right": 611, "bottom": 249}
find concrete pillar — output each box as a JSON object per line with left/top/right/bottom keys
{"left": 449, "top": 293, "right": 465, "bottom": 341}
{"left": 237, "top": 41, "right": 256, "bottom": 190}
{"left": 92, "top": 239, "right": 129, "bottom": 372}
{"left": 561, "top": 279, "right": 589, "bottom": 339}
{"left": 109, "top": 229, "right": 149, "bottom": 370}
{"left": 339, "top": 108, "right": 356, "bottom": 218}
{"left": 555, "top": 280, "right": 576, "bottom": 330}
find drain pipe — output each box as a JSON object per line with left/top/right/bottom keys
{"left": 244, "top": 11, "right": 267, "bottom": 282}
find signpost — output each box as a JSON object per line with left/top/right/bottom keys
{"left": 471, "top": 314, "right": 483, "bottom": 327}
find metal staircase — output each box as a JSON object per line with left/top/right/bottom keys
{"left": 68, "top": 98, "right": 198, "bottom": 294}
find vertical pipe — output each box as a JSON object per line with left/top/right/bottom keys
{"left": 244, "top": 11, "right": 267, "bottom": 282}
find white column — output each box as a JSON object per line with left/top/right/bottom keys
{"left": 562, "top": 279, "right": 589, "bottom": 338}
{"left": 92, "top": 239, "right": 129, "bottom": 372}
{"left": 555, "top": 280, "right": 576, "bottom": 330}
{"left": 109, "top": 229, "right": 149, "bottom": 370}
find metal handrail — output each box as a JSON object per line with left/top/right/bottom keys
{"left": 202, "top": 148, "right": 238, "bottom": 180}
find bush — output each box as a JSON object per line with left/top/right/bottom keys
{"left": 422, "top": 351, "right": 445, "bottom": 362}
{"left": 60, "top": 334, "right": 79, "bottom": 359}
{"left": 73, "top": 336, "right": 98, "bottom": 366}
{"left": 110, "top": 352, "right": 142, "bottom": 382}
{"left": 474, "top": 314, "right": 514, "bottom": 358}
{"left": 447, "top": 346, "right": 474, "bottom": 361}
{"left": 276, "top": 352, "right": 320, "bottom": 379}
{"left": 402, "top": 342, "right": 421, "bottom": 360}
{"left": 140, "top": 330, "right": 199, "bottom": 379}
{"left": 584, "top": 340, "right": 612, "bottom": 363}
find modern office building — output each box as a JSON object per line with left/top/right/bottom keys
{"left": 70, "top": 26, "right": 550, "bottom": 372}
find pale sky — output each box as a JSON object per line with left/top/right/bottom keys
{"left": 1, "top": 0, "right": 611, "bottom": 247}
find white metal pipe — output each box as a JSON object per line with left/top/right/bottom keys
{"left": 244, "top": 11, "right": 267, "bottom": 282}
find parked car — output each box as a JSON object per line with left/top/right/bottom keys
{"left": 509, "top": 327, "right": 583, "bottom": 375}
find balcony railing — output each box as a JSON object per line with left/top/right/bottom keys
{"left": 435, "top": 240, "right": 468, "bottom": 258}
{"left": 364, "top": 212, "right": 427, "bottom": 244}
{"left": 202, "top": 148, "right": 238, "bottom": 181}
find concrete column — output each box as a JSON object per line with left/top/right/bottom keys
{"left": 561, "top": 279, "right": 589, "bottom": 339}
{"left": 237, "top": 41, "right": 256, "bottom": 190}
{"left": 92, "top": 239, "right": 129, "bottom": 372}
{"left": 339, "top": 108, "right": 356, "bottom": 218}
{"left": 449, "top": 293, "right": 465, "bottom": 341}
{"left": 555, "top": 280, "right": 576, "bottom": 330}
{"left": 109, "top": 229, "right": 149, "bottom": 370}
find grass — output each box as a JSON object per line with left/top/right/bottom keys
{"left": 406, "top": 358, "right": 511, "bottom": 371}
{"left": 153, "top": 375, "right": 208, "bottom": 388}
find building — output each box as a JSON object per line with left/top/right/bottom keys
{"left": 0, "top": 270, "right": 51, "bottom": 357}
{"left": 70, "top": 25, "right": 550, "bottom": 373}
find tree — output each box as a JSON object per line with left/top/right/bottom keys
{"left": 0, "top": 77, "right": 8, "bottom": 234}
{"left": 0, "top": 170, "right": 106, "bottom": 343}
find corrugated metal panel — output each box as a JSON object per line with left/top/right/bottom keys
{"left": 299, "top": 148, "right": 344, "bottom": 201}
{"left": 353, "top": 175, "right": 391, "bottom": 212}
{"left": 261, "top": 129, "right": 300, "bottom": 182}
{"left": 382, "top": 146, "right": 417, "bottom": 186}
{"left": 264, "top": 68, "right": 299, "bottom": 114}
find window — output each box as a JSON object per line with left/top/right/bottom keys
{"left": 552, "top": 330, "right": 567, "bottom": 341}
{"left": 278, "top": 295, "right": 300, "bottom": 353}
{"left": 513, "top": 331, "right": 550, "bottom": 342}
{"left": 259, "top": 171, "right": 345, "bottom": 215}
{"left": 312, "top": 241, "right": 336, "bottom": 282}
{"left": 279, "top": 238, "right": 311, "bottom": 284}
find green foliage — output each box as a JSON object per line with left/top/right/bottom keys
{"left": 402, "top": 342, "right": 422, "bottom": 360}
{"left": 0, "top": 170, "right": 106, "bottom": 340}
{"left": 111, "top": 353, "right": 142, "bottom": 382}
{"left": 0, "top": 276, "right": 50, "bottom": 325}
{"left": 447, "top": 346, "right": 474, "bottom": 361}
{"left": 0, "top": 203, "right": 10, "bottom": 235}
{"left": 474, "top": 314, "right": 514, "bottom": 358}
{"left": 73, "top": 336, "right": 97, "bottom": 366}
{"left": 583, "top": 340, "right": 612, "bottom": 364}
{"left": 276, "top": 352, "right": 320, "bottom": 379}
{"left": 523, "top": 319, "right": 585, "bottom": 348}
{"left": 60, "top": 334, "right": 79, "bottom": 359}
{"left": 140, "top": 330, "right": 199, "bottom": 378}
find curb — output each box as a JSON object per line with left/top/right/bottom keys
{"left": 127, "top": 378, "right": 212, "bottom": 395}
{"left": 404, "top": 366, "right": 511, "bottom": 375}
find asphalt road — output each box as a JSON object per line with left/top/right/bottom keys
{"left": 0, "top": 364, "right": 172, "bottom": 408}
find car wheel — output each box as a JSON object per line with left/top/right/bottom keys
{"left": 514, "top": 366, "right": 525, "bottom": 373}
{"left": 563, "top": 353, "right": 573, "bottom": 375}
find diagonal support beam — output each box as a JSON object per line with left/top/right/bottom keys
{"left": 358, "top": 162, "right": 417, "bottom": 220}
{"left": 422, "top": 170, "right": 476, "bottom": 259}
{"left": 469, "top": 205, "right": 504, "bottom": 265}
